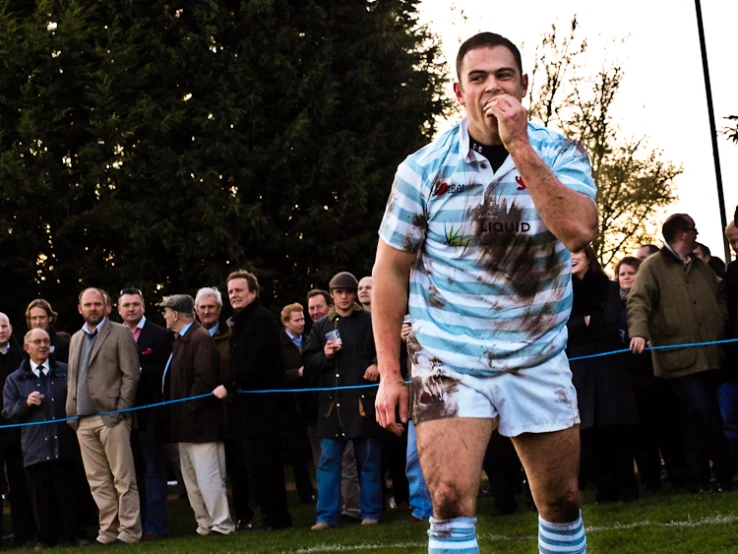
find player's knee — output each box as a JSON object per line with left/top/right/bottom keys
{"left": 543, "top": 487, "right": 581, "bottom": 521}
{"left": 432, "top": 481, "right": 465, "bottom": 519}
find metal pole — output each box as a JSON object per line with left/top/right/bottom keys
{"left": 694, "top": 0, "right": 732, "bottom": 262}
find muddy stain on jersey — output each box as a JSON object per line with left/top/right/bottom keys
{"left": 468, "top": 196, "right": 565, "bottom": 301}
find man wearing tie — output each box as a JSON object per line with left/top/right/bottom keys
{"left": 66, "top": 287, "right": 142, "bottom": 545}
{"left": 3, "top": 328, "right": 88, "bottom": 549}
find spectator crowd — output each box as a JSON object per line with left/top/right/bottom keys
{"left": 0, "top": 208, "right": 736, "bottom": 550}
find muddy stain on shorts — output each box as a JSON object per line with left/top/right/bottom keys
{"left": 555, "top": 387, "right": 574, "bottom": 412}
{"left": 412, "top": 369, "right": 460, "bottom": 423}
{"left": 405, "top": 331, "right": 422, "bottom": 366}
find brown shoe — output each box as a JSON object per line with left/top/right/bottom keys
{"left": 70, "top": 538, "right": 91, "bottom": 547}
{"left": 361, "top": 518, "right": 379, "bottom": 526}
{"left": 311, "top": 521, "right": 334, "bottom": 531}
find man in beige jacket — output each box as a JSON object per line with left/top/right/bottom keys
{"left": 67, "top": 288, "right": 142, "bottom": 544}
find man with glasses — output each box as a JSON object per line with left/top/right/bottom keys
{"left": 118, "top": 288, "right": 173, "bottom": 540}
{"left": 628, "top": 213, "right": 734, "bottom": 492}
{"left": 3, "top": 328, "right": 89, "bottom": 549}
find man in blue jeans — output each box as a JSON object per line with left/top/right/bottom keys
{"left": 303, "top": 272, "right": 383, "bottom": 530}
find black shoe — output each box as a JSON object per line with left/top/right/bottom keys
{"left": 261, "top": 518, "right": 293, "bottom": 531}
{"left": 236, "top": 519, "right": 253, "bottom": 531}
{"left": 340, "top": 514, "right": 361, "bottom": 524}
{"left": 717, "top": 481, "right": 734, "bottom": 493}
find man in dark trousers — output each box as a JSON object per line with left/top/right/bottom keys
{"left": 720, "top": 215, "right": 738, "bottom": 474}
{"left": 3, "top": 328, "right": 88, "bottom": 549}
{"left": 196, "top": 286, "right": 254, "bottom": 530}
{"left": 212, "top": 270, "right": 292, "bottom": 530}
{"left": 0, "top": 313, "right": 35, "bottom": 547}
{"left": 629, "top": 213, "right": 733, "bottom": 492}
{"left": 118, "top": 287, "right": 173, "bottom": 540}
{"left": 304, "top": 271, "right": 383, "bottom": 530}
{"left": 279, "top": 302, "right": 316, "bottom": 504}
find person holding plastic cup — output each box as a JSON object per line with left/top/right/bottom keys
{"left": 303, "top": 271, "right": 383, "bottom": 530}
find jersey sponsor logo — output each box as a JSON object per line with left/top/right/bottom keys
{"left": 479, "top": 220, "right": 532, "bottom": 233}
{"left": 433, "top": 181, "right": 472, "bottom": 197}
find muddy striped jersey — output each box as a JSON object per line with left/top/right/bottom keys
{"left": 378, "top": 118, "right": 597, "bottom": 376}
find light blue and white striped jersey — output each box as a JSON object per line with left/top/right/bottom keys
{"left": 379, "top": 118, "right": 597, "bottom": 377}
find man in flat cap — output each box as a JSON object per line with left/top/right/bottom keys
{"left": 161, "top": 294, "right": 234, "bottom": 536}
{"left": 304, "top": 271, "right": 383, "bottom": 530}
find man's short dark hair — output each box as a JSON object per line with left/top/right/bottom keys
{"left": 227, "top": 270, "right": 259, "bottom": 296}
{"left": 662, "top": 214, "right": 692, "bottom": 244}
{"left": 307, "top": 289, "right": 333, "bottom": 306}
{"left": 694, "top": 242, "right": 710, "bottom": 257}
{"left": 456, "top": 32, "right": 523, "bottom": 82}
{"left": 639, "top": 244, "right": 660, "bottom": 256}
{"left": 119, "top": 287, "right": 145, "bottom": 304}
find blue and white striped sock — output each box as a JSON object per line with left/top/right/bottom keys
{"left": 538, "top": 511, "right": 587, "bottom": 554}
{"left": 428, "top": 516, "right": 479, "bottom": 554}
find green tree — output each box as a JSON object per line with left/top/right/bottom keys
{"left": 0, "top": 0, "right": 451, "bottom": 326}
{"left": 527, "top": 17, "right": 682, "bottom": 267}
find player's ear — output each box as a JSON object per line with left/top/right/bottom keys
{"left": 521, "top": 73, "right": 529, "bottom": 96}
{"left": 453, "top": 82, "right": 465, "bottom": 105}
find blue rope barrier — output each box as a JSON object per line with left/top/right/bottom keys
{"left": 568, "top": 337, "right": 738, "bottom": 362}
{"left": 2, "top": 337, "right": 736, "bottom": 429}
{"left": 0, "top": 393, "right": 214, "bottom": 430}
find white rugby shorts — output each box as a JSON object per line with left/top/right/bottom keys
{"left": 410, "top": 350, "right": 580, "bottom": 437}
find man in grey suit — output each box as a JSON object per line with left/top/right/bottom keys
{"left": 66, "top": 288, "right": 142, "bottom": 544}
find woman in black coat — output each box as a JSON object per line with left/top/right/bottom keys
{"left": 568, "top": 246, "right": 639, "bottom": 502}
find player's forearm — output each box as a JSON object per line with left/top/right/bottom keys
{"left": 371, "top": 259, "right": 410, "bottom": 378}
{"left": 510, "top": 142, "right": 597, "bottom": 252}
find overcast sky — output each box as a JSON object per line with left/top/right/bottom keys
{"left": 418, "top": 0, "right": 738, "bottom": 262}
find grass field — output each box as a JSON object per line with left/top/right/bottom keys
{"left": 23, "top": 483, "right": 738, "bottom": 553}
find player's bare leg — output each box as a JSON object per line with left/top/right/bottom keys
{"left": 512, "top": 426, "right": 586, "bottom": 553}
{"left": 416, "top": 418, "right": 494, "bottom": 553}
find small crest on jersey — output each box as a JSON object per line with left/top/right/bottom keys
{"left": 433, "top": 181, "right": 449, "bottom": 196}
{"left": 433, "top": 179, "right": 472, "bottom": 197}
{"left": 515, "top": 176, "right": 527, "bottom": 190}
